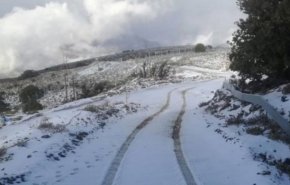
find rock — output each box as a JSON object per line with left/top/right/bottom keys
{"left": 41, "top": 135, "right": 50, "bottom": 139}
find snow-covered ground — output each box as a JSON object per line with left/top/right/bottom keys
{"left": 1, "top": 49, "right": 290, "bottom": 185}
{"left": 1, "top": 78, "right": 289, "bottom": 185}
{"left": 0, "top": 49, "right": 229, "bottom": 109}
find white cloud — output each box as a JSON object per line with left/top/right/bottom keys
{"left": 0, "top": 0, "right": 241, "bottom": 78}
{"left": 0, "top": 0, "right": 163, "bottom": 78}
{"left": 194, "top": 32, "right": 213, "bottom": 45}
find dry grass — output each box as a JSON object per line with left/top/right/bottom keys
{"left": 38, "top": 118, "right": 66, "bottom": 133}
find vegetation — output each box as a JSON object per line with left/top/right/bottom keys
{"left": 38, "top": 117, "right": 66, "bottom": 133}
{"left": 282, "top": 84, "right": 290, "bottom": 95}
{"left": 230, "top": 0, "right": 290, "bottom": 85}
{"left": 18, "top": 70, "right": 40, "bottom": 80}
{"left": 0, "top": 147, "right": 7, "bottom": 158}
{"left": 136, "top": 61, "right": 171, "bottom": 80}
{"left": 81, "top": 81, "right": 114, "bottom": 98}
{"left": 194, "top": 43, "right": 206, "bottom": 52}
{"left": 0, "top": 92, "right": 9, "bottom": 113}
{"left": 19, "top": 85, "right": 44, "bottom": 112}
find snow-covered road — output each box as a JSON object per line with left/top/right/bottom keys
{"left": 1, "top": 78, "right": 289, "bottom": 185}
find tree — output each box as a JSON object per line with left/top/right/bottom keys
{"left": 229, "top": 0, "right": 290, "bottom": 82}
{"left": 19, "top": 85, "right": 44, "bottom": 112}
{"left": 195, "top": 43, "right": 206, "bottom": 52}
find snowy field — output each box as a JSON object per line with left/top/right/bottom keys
{"left": 0, "top": 49, "right": 290, "bottom": 185}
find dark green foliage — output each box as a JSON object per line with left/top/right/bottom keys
{"left": 81, "top": 81, "right": 113, "bottom": 98}
{"left": 19, "top": 85, "right": 44, "bottom": 104}
{"left": 0, "top": 92, "right": 9, "bottom": 113}
{"left": 157, "top": 62, "right": 170, "bottom": 79}
{"left": 136, "top": 61, "right": 171, "bottom": 80}
{"left": 194, "top": 43, "right": 206, "bottom": 52}
{"left": 282, "top": 84, "right": 290, "bottom": 94}
{"left": 246, "top": 127, "right": 264, "bottom": 135}
{"left": 230, "top": 0, "right": 290, "bottom": 82}
{"left": 19, "top": 85, "right": 44, "bottom": 112}
{"left": 18, "top": 70, "right": 39, "bottom": 80}
{"left": 22, "top": 101, "right": 43, "bottom": 113}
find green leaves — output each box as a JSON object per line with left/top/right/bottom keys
{"left": 230, "top": 0, "right": 290, "bottom": 81}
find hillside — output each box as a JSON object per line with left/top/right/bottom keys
{"left": 0, "top": 48, "right": 290, "bottom": 185}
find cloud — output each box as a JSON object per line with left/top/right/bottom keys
{"left": 0, "top": 0, "right": 241, "bottom": 78}
{"left": 0, "top": 0, "right": 164, "bottom": 78}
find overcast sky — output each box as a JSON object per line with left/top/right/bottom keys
{"left": 0, "top": 0, "right": 242, "bottom": 78}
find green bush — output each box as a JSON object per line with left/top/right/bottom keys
{"left": 195, "top": 43, "right": 206, "bottom": 52}
{"left": 19, "top": 85, "right": 44, "bottom": 104}
{"left": 246, "top": 127, "right": 264, "bottom": 135}
{"left": 136, "top": 61, "right": 171, "bottom": 80}
{"left": 0, "top": 92, "right": 9, "bottom": 113}
{"left": 19, "top": 85, "right": 44, "bottom": 112}
{"left": 81, "top": 81, "right": 114, "bottom": 98}
{"left": 22, "top": 101, "right": 43, "bottom": 113}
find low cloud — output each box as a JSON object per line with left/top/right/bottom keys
{"left": 0, "top": 0, "right": 241, "bottom": 78}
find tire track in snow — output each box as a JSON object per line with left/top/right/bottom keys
{"left": 173, "top": 88, "right": 198, "bottom": 185}
{"left": 101, "top": 88, "right": 177, "bottom": 185}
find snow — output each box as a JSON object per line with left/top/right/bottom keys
{"left": 1, "top": 49, "right": 289, "bottom": 185}
{"left": 264, "top": 87, "right": 290, "bottom": 121}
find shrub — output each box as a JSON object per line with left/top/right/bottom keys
{"left": 0, "top": 147, "right": 7, "bottom": 158}
{"left": 195, "top": 43, "right": 206, "bottom": 52}
{"left": 19, "top": 85, "right": 44, "bottom": 113}
{"left": 136, "top": 61, "right": 171, "bottom": 80}
{"left": 282, "top": 84, "right": 290, "bottom": 95}
{"left": 0, "top": 92, "right": 9, "bottom": 113}
{"left": 22, "top": 101, "right": 43, "bottom": 113}
{"left": 84, "top": 105, "right": 99, "bottom": 113}
{"left": 81, "top": 81, "right": 114, "bottom": 98}
{"left": 226, "top": 113, "right": 244, "bottom": 126}
{"left": 157, "top": 62, "right": 170, "bottom": 79}
{"left": 246, "top": 127, "right": 264, "bottom": 135}
{"left": 38, "top": 118, "right": 66, "bottom": 133}
{"left": 19, "top": 85, "right": 44, "bottom": 104}
{"left": 18, "top": 70, "right": 39, "bottom": 80}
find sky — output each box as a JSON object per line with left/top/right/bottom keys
{"left": 0, "top": 0, "right": 242, "bottom": 78}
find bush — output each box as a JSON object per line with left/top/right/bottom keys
{"left": 246, "top": 127, "right": 264, "bottom": 135}
{"left": 0, "top": 92, "right": 9, "bottom": 113}
{"left": 136, "top": 61, "right": 171, "bottom": 80}
{"left": 0, "top": 147, "right": 7, "bottom": 158}
{"left": 226, "top": 113, "right": 244, "bottom": 126}
{"left": 81, "top": 81, "right": 114, "bottom": 98}
{"left": 282, "top": 84, "right": 290, "bottom": 95}
{"left": 19, "top": 85, "right": 44, "bottom": 104}
{"left": 22, "top": 101, "right": 43, "bottom": 113}
{"left": 18, "top": 70, "right": 39, "bottom": 80}
{"left": 84, "top": 105, "right": 99, "bottom": 113}
{"left": 195, "top": 43, "right": 206, "bottom": 52}
{"left": 38, "top": 118, "right": 66, "bottom": 133}
{"left": 20, "top": 85, "right": 44, "bottom": 113}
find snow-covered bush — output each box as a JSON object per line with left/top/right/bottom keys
{"left": 38, "top": 118, "right": 66, "bottom": 133}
